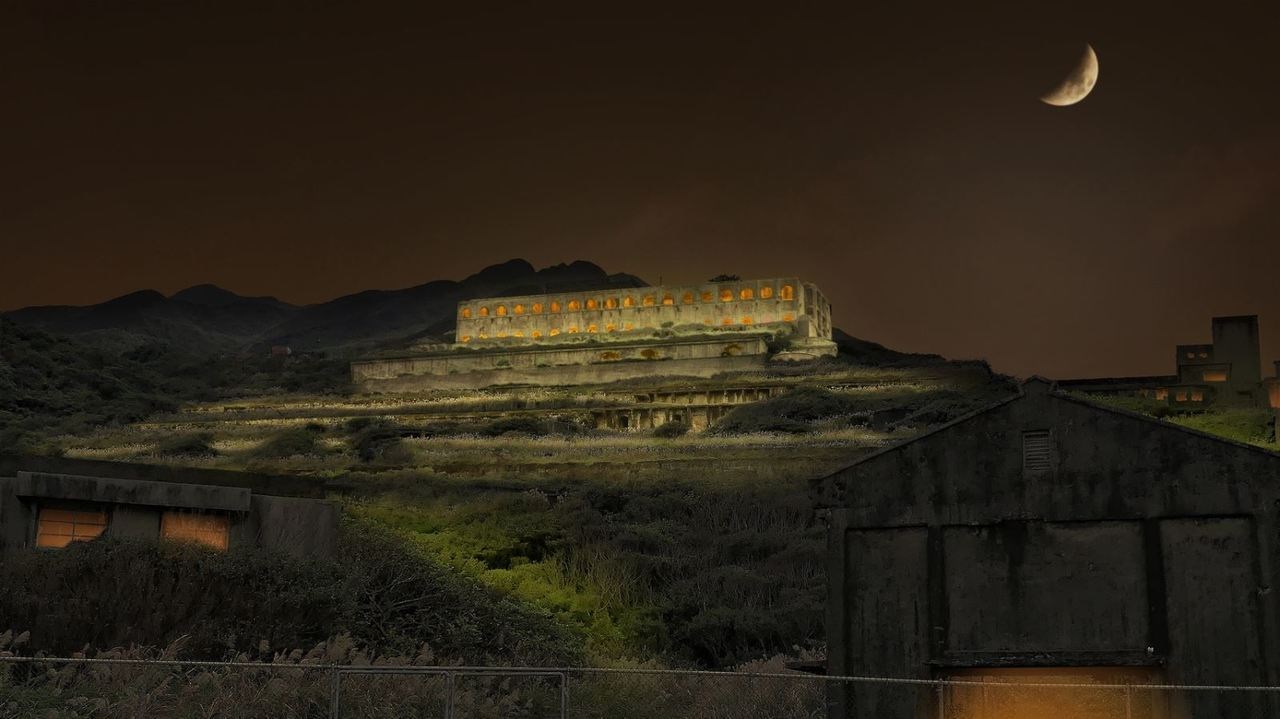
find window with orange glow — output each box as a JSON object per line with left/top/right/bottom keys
{"left": 512, "top": 331, "right": 523, "bottom": 337}
{"left": 586, "top": 298, "right": 598, "bottom": 310}
{"left": 478, "top": 306, "right": 490, "bottom": 317}
{"left": 643, "top": 295, "right": 656, "bottom": 306}
{"left": 531, "top": 331, "right": 541, "bottom": 339}
{"left": 477, "top": 333, "right": 487, "bottom": 339}
{"left": 1154, "top": 388, "right": 1169, "bottom": 400}
{"left": 662, "top": 294, "right": 674, "bottom": 306}
{"left": 568, "top": 300, "right": 581, "bottom": 311}
{"left": 550, "top": 301, "right": 561, "bottom": 313}
{"left": 623, "top": 296, "right": 636, "bottom": 307}
{"left": 682, "top": 292, "right": 694, "bottom": 304}
{"left": 780, "top": 285, "right": 794, "bottom": 300}
{"left": 532, "top": 302, "right": 543, "bottom": 314}
{"left": 1203, "top": 369, "right": 1228, "bottom": 382}
{"left": 460, "top": 336, "right": 471, "bottom": 343}
{"left": 604, "top": 297, "right": 617, "bottom": 309}
{"left": 36, "top": 506, "right": 108, "bottom": 549}
{"left": 783, "top": 313, "right": 795, "bottom": 322}
{"left": 461, "top": 307, "right": 472, "bottom": 319}
{"left": 161, "top": 511, "right": 229, "bottom": 551}
{"left": 496, "top": 332, "right": 508, "bottom": 338}
{"left": 760, "top": 286, "right": 774, "bottom": 299}
{"left": 719, "top": 288, "right": 733, "bottom": 302}
{"left": 1191, "top": 389, "right": 1204, "bottom": 401}
{"left": 587, "top": 324, "right": 598, "bottom": 333}
{"left": 495, "top": 305, "right": 507, "bottom": 316}
{"left": 624, "top": 322, "right": 634, "bottom": 330}
{"left": 741, "top": 316, "right": 753, "bottom": 324}
{"left": 549, "top": 328, "right": 560, "bottom": 336}
{"left": 606, "top": 324, "right": 617, "bottom": 332}
{"left": 513, "top": 304, "right": 525, "bottom": 315}
{"left": 1176, "top": 391, "right": 1188, "bottom": 401}
{"left": 740, "top": 288, "right": 754, "bottom": 300}
{"left": 568, "top": 326, "right": 579, "bottom": 333}
{"left": 721, "top": 317, "right": 733, "bottom": 325}
{"left": 945, "top": 667, "right": 1164, "bottom": 719}
{"left": 701, "top": 291, "right": 714, "bottom": 302}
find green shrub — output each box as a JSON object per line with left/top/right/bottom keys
{"left": 711, "top": 387, "right": 858, "bottom": 434}
{"left": 652, "top": 421, "right": 691, "bottom": 438}
{"left": 253, "top": 427, "right": 324, "bottom": 458}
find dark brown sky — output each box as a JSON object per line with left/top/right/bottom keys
{"left": 2, "top": 2, "right": 1278, "bottom": 378}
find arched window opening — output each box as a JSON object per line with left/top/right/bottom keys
{"left": 605, "top": 297, "right": 618, "bottom": 309}
{"left": 606, "top": 324, "right": 617, "bottom": 332}
{"left": 701, "top": 291, "right": 714, "bottom": 302}
{"left": 587, "top": 324, "right": 599, "bottom": 333}
{"left": 780, "top": 285, "right": 794, "bottom": 300}
{"left": 760, "top": 286, "right": 774, "bottom": 299}
{"left": 740, "top": 288, "right": 754, "bottom": 300}
{"left": 568, "top": 299, "right": 581, "bottom": 311}
{"left": 550, "top": 301, "right": 562, "bottom": 313}
{"left": 586, "top": 298, "right": 599, "bottom": 310}
{"left": 549, "top": 328, "right": 561, "bottom": 336}
{"left": 719, "top": 288, "right": 733, "bottom": 302}
{"left": 496, "top": 332, "right": 508, "bottom": 338}
{"left": 532, "top": 331, "right": 542, "bottom": 339}
{"left": 643, "top": 295, "right": 656, "bottom": 306}
{"left": 741, "top": 316, "right": 753, "bottom": 325}
{"left": 461, "top": 307, "right": 472, "bottom": 319}
{"left": 662, "top": 294, "right": 674, "bottom": 306}
{"left": 721, "top": 317, "right": 733, "bottom": 325}
{"left": 682, "top": 292, "right": 694, "bottom": 304}
{"left": 477, "top": 333, "right": 487, "bottom": 339}
{"left": 478, "top": 306, "right": 490, "bottom": 317}
{"left": 623, "top": 296, "right": 636, "bottom": 308}
{"left": 568, "top": 326, "right": 579, "bottom": 334}
{"left": 460, "top": 336, "right": 472, "bottom": 343}
{"left": 514, "top": 304, "right": 525, "bottom": 315}
{"left": 624, "top": 322, "right": 634, "bottom": 331}
{"left": 532, "top": 302, "right": 543, "bottom": 314}
{"left": 495, "top": 305, "right": 508, "bottom": 316}
{"left": 783, "top": 313, "right": 795, "bottom": 322}
{"left": 512, "top": 331, "right": 524, "bottom": 337}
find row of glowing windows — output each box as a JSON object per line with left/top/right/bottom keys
{"left": 1153, "top": 388, "right": 1205, "bottom": 402}
{"left": 460, "top": 313, "right": 795, "bottom": 342}
{"left": 461, "top": 285, "right": 795, "bottom": 319}
{"left": 34, "top": 506, "right": 230, "bottom": 551}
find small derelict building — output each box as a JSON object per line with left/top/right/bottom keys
{"left": 0, "top": 455, "right": 338, "bottom": 557}
{"left": 351, "top": 277, "right": 836, "bottom": 391}
{"left": 814, "top": 378, "right": 1280, "bottom": 718}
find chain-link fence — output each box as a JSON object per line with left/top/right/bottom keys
{"left": 4, "top": 656, "right": 1280, "bottom": 718}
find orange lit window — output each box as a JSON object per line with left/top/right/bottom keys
{"left": 783, "top": 313, "right": 795, "bottom": 322}
{"left": 662, "top": 294, "right": 674, "bottom": 306}
{"left": 461, "top": 307, "right": 472, "bottom": 319}
{"left": 477, "top": 333, "right": 487, "bottom": 339}
{"left": 740, "top": 288, "right": 754, "bottom": 300}
{"left": 568, "top": 300, "right": 581, "bottom": 311}
{"left": 532, "top": 302, "right": 543, "bottom": 314}
{"left": 1191, "top": 390, "right": 1205, "bottom": 401}
{"left": 605, "top": 297, "right": 618, "bottom": 309}
{"left": 1199, "top": 352, "right": 1209, "bottom": 359}
{"left": 36, "top": 506, "right": 107, "bottom": 548}
{"left": 460, "top": 335, "right": 472, "bottom": 343}
{"left": 1175, "top": 391, "right": 1188, "bottom": 402}
{"left": 760, "top": 286, "right": 774, "bottom": 299}
{"left": 568, "top": 326, "right": 579, "bottom": 334}
{"left": 161, "top": 511, "right": 229, "bottom": 551}
{"left": 512, "top": 331, "right": 524, "bottom": 337}
{"left": 741, "top": 316, "right": 753, "bottom": 324}
{"left": 531, "top": 331, "right": 541, "bottom": 339}
{"left": 478, "top": 306, "right": 490, "bottom": 317}
{"left": 1154, "top": 388, "right": 1169, "bottom": 400}
{"left": 643, "top": 295, "right": 656, "bottom": 306}
{"left": 1203, "top": 369, "right": 1228, "bottom": 382}
{"left": 780, "top": 285, "right": 794, "bottom": 300}
{"left": 514, "top": 304, "right": 525, "bottom": 315}
{"left": 496, "top": 332, "right": 508, "bottom": 338}
{"left": 495, "top": 305, "right": 507, "bottom": 316}
{"left": 701, "top": 291, "right": 714, "bottom": 302}
{"left": 721, "top": 317, "right": 733, "bottom": 325}
{"left": 550, "top": 301, "right": 561, "bottom": 313}
{"left": 623, "top": 296, "right": 636, "bottom": 307}
{"left": 587, "top": 324, "right": 599, "bottom": 333}
{"left": 549, "top": 328, "right": 561, "bottom": 336}
{"left": 586, "top": 298, "right": 598, "bottom": 310}
{"left": 720, "top": 288, "right": 733, "bottom": 302}
{"left": 682, "top": 292, "right": 694, "bottom": 304}
{"left": 606, "top": 324, "right": 617, "bottom": 332}
{"left": 624, "top": 322, "right": 634, "bottom": 330}
{"left": 1186, "top": 352, "right": 1196, "bottom": 359}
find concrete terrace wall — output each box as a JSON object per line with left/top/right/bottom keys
{"left": 454, "top": 277, "right": 832, "bottom": 344}
{"left": 352, "top": 336, "right": 771, "bottom": 392}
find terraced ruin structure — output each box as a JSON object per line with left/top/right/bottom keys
{"left": 352, "top": 277, "right": 838, "bottom": 392}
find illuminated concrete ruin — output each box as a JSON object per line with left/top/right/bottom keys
{"left": 352, "top": 277, "right": 837, "bottom": 391}
{"left": 815, "top": 378, "right": 1280, "bottom": 719}
{"left": 1061, "top": 315, "right": 1278, "bottom": 409}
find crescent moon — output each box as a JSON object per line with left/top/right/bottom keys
{"left": 1040, "top": 44, "right": 1099, "bottom": 106}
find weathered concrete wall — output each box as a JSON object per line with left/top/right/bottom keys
{"left": 352, "top": 336, "right": 770, "bottom": 392}
{"left": 0, "top": 454, "right": 325, "bottom": 498}
{"left": 454, "top": 277, "right": 832, "bottom": 344}
{"left": 818, "top": 380, "right": 1280, "bottom": 718}
{"left": 250, "top": 495, "right": 339, "bottom": 559}
{"left": 15, "top": 472, "right": 251, "bottom": 512}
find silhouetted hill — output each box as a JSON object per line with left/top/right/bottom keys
{"left": 3, "top": 259, "right": 647, "bottom": 355}
{"left": 832, "top": 328, "right": 946, "bottom": 365}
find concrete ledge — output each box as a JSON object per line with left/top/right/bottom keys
{"left": 15, "top": 471, "right": 252, "bottom": 513}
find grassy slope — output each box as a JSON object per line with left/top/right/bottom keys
{"left": 1077, "top": 393, "right": 1277, "bottom": 449}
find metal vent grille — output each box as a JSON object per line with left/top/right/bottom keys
{"left": 1023, "top": 430, "right": 1052, "bottom": 474}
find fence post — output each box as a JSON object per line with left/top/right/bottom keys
{"left": 329, "top": 665, "right": 341, "bottom": 719}
{"left": 560, "top": 671, "right": 569, "bottom": 719}
{"left": 445, "top": 671, "right": 456, "bottom": 719}
{"left": 1125, "top": 683, "right": 1132, "bottom": 719}
{"left": 935, "top": 679, "right": 945, "bottom": 719}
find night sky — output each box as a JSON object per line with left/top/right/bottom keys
{"left": 3, "top": 3, "right": 1278, "bottom": 378}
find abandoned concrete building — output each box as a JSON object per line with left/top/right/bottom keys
{"left": 815, "top": 377, "right": 1280, "bottom": 719}
{"left": 0, "top": 455, "right": 338, "bottom": 558}
{"left": 351, "top": 277, "right": 837, "bottom": 392}
{"left": 1060, "top": 314, "right": 1278, "bottom": 409}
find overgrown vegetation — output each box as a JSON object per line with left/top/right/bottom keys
{"left": 1078, "top": 393, "right": 1278, "bottom": 449}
